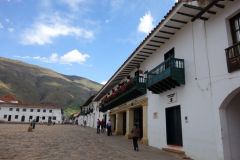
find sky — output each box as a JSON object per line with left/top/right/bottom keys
{"left": 0, "top": 0, "right": 178, "bottom": 85}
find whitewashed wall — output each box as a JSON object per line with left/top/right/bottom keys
{"left": 0, "top": 106, "right": 62, "bottom": 123}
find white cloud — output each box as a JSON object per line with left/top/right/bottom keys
{"left": 59, "top": 49, "right": 90, "bottom": 64}
{"left": 0, "top": 23, "right": 3, "bottom": 28}
{"left": 7, "top": 0, "right": 10, "bottom": 2}
{"left": 5, "top": 19, "right": 9, "bottom": 23}
{"left": 13, "top": 55, "right": 30, "bottom": 58}
{"left": 59, "top": 0, "right": 86, "bottom": 11}
{"left": 101, "top": 81, "right": 107, "bottom": 85}
{"left": 8, "top": 28, "right": 14, "bottom": 32}
{"left": 137, "top": 11, "right": 155, "bottom": 34}
{"left": 13, "top": 49, "right": 90, "bottom": 65}
{"left": 175, "top": 0, "right": 178, "bottom": 2}
{"left": 20, "top": 13, "right": 94, "bottom": 45}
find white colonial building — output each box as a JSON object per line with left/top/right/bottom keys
{"left": 0, "top": 94, "right": 62, "bottom": 123}
{"left": 84, "top": 0, "right": 240, "bottom": 160}
{"left": 78, "top": 94, "right": 105, "bottom": 128}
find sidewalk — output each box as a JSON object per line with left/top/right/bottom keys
{"left": 81, "top": 126, "right": 181, "bottom": 160}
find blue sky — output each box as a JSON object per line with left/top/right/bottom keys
{"left": 0, "top": 0, "right": 177, "bottom": 84}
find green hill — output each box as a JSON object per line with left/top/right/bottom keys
{"left": 0, "top": 57, "right": 102, "bottom": 115}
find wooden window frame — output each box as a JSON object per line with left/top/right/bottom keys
{"left": 230, "top": 12, "right": 240, "bottom": 45}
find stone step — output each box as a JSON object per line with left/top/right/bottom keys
{"left": 162, "top": 148, "right": 185, "bottom": 157}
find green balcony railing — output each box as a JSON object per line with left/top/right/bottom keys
{"left": 102, "top": 75, "right": 146, "bottom": 112}
{"left": 147, "top": 58, "right": 185, "bottom": 94}
{"left": 99, "top": 103, "right": 104, "bottom": 112}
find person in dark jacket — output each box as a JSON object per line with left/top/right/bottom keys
{"left": 131, "top": 123, "right": 140, "bottom": 151}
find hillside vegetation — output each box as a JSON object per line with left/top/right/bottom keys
{"left": 0, "top": 57, "right": 102, "bottom": 115}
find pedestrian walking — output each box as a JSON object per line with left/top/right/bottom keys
{"left": 107, "top": 119, "right": 112, "bottom": 136}
{"left": 131, "top": 123, "right": 140, "bottom": 151}
{"left": 96, "top": 119, "right": 100, "bottom": 134}
{"left": 101, "top": 119, "right": 105, "bottom": 133}
{"left": 30, "top": 119, "right": 36, "bottom": 129}
{"left": 84, "top": 120, "right": 86, "bottom": 127}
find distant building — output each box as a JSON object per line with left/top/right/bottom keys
{"left": 0, "top": 94, "right": 62, "bottom": 123}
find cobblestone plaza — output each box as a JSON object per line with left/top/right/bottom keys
{"left": 0, "top": 124, "right": 180, "bottom": 160}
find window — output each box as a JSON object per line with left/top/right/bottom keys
{"left": 53, "top": 116, "right": 56, "bottom": 120}
{"left": 15, "top": 115, "right": 18, "bottom": 119}
{"left": 37, "top": 109, "right": 40, "bottom": 112}
{"left": 43, "top": 109, "right": 46, "bottom": 113}
{"left": 230, "top": 13, "right": 240, "bottom": 44}
{"left": 23, "top": 108, "right": 26, "bottom": 112}
{"left": 42, "top": 116, "right": 45, "bottom": 120}
{"left": 9, "top": 108, "right": 13, "bottom": 111}
{"left": 49, "top": 110, "right": 52, "bottom": 113}
{"left": 29, "top": 116, "right": 33, "bottom": 119}
{"left": 0, "top": 107, "right": 1, "bottom": 110}
{"left": 4, "top": 115, "right": 7, "bottom": 119}
{"left": 30, "top": 109, "right": 33, "bottom": 112}
{"left": 16, "top": 108, "right": 19, "bottom": 111}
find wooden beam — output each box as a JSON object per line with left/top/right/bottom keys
{"left": 143, "top": 48, "right": 156, "bottom": 51}
{"left": 154, "top": 36, "right": 169, "bottom": 40}
{"left": 146, "top": 44, "right": 160, "bottom": 47}
{"left": 159, "top": 30, "right": 174, "bottom": 35}
{"left": 170, "top": 19, "right": 187, "bottom": 24}
{"left": 133, "top": 57, "right": 146, "bottom": 60}
{"left": 215, "top": 4, "right": 224, "bottom": 8}
{"left": 183, "top": 4, "right": 216, "bottom": 15}
{"left": 132, "top": 60, "right": 143, "bottom": 62}
{"left": 136, "top": 54, "right": 149, "bottom": 57}
{"left": 150, "top": 40, "right": 164, "bottom": 44}
{"left": 164, "top": 25, "right": 180, "bottom": 30}
{"left": 177, "top": 12, "right": 194, "bottom": 17}
{"left": 140, "top": 51, "right": 152, "bottom": 54}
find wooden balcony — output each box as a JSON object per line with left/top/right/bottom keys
{"left": 225, "top": 42, "right": 240, "bottom": 73}
{"left": 102, "top": 76, "right": 146, "bottom": 112}
{"left": 147, "top": 58, "right": 185, "bottom": 94}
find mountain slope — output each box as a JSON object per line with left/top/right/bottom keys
{"left": 0, "top": 57, "right": 102, "bottom": 113}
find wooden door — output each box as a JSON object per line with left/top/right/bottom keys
{"left": 123, "top": 112, "right": 126, "bottom": 135}
{"left": 166, "top": 106, "right": 183, "bottom": 146}
{"left": 21, "top": 116, "right": 25, "bottom": 122}
{"left": 134, "top": 107, "right": 143, "bottom": 139}
{"left": 8, "top": 115, "right": 11, "bottom": 121}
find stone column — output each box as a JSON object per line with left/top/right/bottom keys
{"left": 142, "top": 105, "right": 148, "bottom": 145}
{"left": 125, "top": 108, "right": 134, "bottom": 139}
{"left": 115, "top": 112, "right": 123, "bottom": 135}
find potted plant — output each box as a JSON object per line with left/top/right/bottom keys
{"left": 139, "top": 70, "right": 143, "bottom": 74}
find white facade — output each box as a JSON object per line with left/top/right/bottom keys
{"left": 93, "top": 1, "right": 240, "bottom": 160}
{"left": 0, "top": 104, "right": 62, "bottom": 123}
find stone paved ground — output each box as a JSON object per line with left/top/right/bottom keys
{"left": 0, "top": 124, "right": 181, "bottom": 160}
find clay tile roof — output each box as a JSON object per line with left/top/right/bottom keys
{"left": 18, "top": 100, "right": 24, "bottom": 104}
{"left": 0, "top": 103, "right": 61, "bottom": 109}
{"left": 4, "top": 94, "right": 18, "bottom": 101}
{"left": 0, "top": 96, "right": 11, "bottom": 103}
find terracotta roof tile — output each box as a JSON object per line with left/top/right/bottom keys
{"left": 0, "top": 96, "right": 11, "bottom": 103}
{"left": 0, "top": 103, "right": 61, "bottom": 109}
{"left": 4, "top": 94, "right": 18, "bottom": 101}
{"left": 18, "top": 100, "right": 24, "bottom": 104}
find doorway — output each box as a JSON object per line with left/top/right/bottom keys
{"left": 8, "top": 115, "right": 11, "bottom": 121}
{"left": 21, "top": 116, "right": 25, "bottom": 122}
{"left": 114, "top": 114, "right": 116, "bottom": 132}
{"left": 48, "top": 117, "right": 51, "bottom": 121}
{"left": 166, "top": 105, "right": 183, "bottom": 146}
{"left": 36, "top": 116, "right": 39, "bottom": 122}
{"left": 134, "top": 107, "right": 143, "bottom": 139}
{"left": 104, "top": 114, "right": 107, "bottom": 128}
{"left": 123, "top": 112, "right": 126, "bottom": 135}
{"left": 220, "top": 90, "right": 240, "bottom": 160}
{"left": 164, "top": 48, "right": 175, "bottom": 60}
